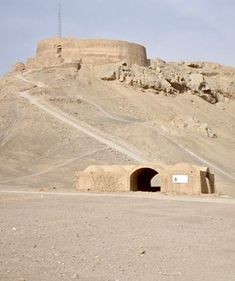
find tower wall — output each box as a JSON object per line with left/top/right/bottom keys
{"left": 28, "top": 37, "right": 148, "bottom": 67}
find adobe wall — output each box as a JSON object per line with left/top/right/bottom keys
{"left": 27, "top": 37, "right": 148, "bottom": 68}
{"left": 74, "top": 165, "right": 131, "bottom": 192}
{"left": 161, "top": 163, "right": 211, "bottom": 195}
{"left": 74, "top": 163, "right": 215, "bottom": 195}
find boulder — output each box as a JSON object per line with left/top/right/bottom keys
{"left": 188, "top": 73, "right": 205, "bottom": 91}
{"left": 99, "top": 65, "right": 118, "bottom": 81}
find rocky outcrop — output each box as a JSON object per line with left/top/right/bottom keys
{"left": 100, "top": 65, "right": 117, "bottom": 81}
{"left": 99, "top": 60, "right": 235, "bottom": 104}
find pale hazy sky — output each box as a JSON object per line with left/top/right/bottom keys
{"left": 1, "top": 0, "right": 235, "bottom": 75}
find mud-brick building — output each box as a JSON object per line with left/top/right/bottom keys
{"left": 26, "top": 38, "right": 148, "bottom": 68}
{"left": 74, "top": 163, "right": 214, "bottom": 195}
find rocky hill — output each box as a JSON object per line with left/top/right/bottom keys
{"left": 0, "top": 59, "right": 235, "bottom": 196}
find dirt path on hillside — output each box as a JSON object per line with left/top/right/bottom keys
{"left": 0, "top": 149, "right": 106, "bottom": 184}
{"left": 19, "top": 89, "right": 149, "bottom": 163}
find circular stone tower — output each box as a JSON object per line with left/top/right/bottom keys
{"left": 27, "top": 37, "right": 148, "bottom": 68}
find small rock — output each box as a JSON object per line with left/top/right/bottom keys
{"left": 206, "top": 127, "right": 217, "bottom": 138}
{"left": 101, "top": 72, "right": 116, "bottom": 81}
{"left": 186, "top": 62, "right": 203, "bottom": 69}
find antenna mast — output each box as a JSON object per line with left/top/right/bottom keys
{"left": 57, "top": 3, "right": 62, "bottom": 38}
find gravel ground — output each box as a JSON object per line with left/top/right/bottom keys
{"left": 0, "top": 192, "right": 235, "bottom": 281}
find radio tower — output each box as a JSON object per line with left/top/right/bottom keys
{"left": 57, "top": 3, "right": 62, "bottom": 38}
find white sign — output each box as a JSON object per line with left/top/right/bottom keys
{"left": 172, "top": 175, "right": 189, "bottom": 184}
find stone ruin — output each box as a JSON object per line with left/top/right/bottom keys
{"left": 74, "top": 163, "right": 215, "bottom": 195}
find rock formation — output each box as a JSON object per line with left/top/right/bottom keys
{"left": 99, "top": 60, "right": 235, "bottom": 104}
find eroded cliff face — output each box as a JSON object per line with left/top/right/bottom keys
{"left": 100, "top": 59, "right": 235, "bottom": 104}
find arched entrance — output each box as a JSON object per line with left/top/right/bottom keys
{"left": 130, "top": 168, "right": 161, "bottom": 192}
{"left": 57, "top": 45, "right": 62, "bottom": 56}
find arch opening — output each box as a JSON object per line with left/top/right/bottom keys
{"left": 130, "top": 168, "right": 161, "bottom": 192}
{"left": 57, "top": 45, "right": 62, "bottom": 55}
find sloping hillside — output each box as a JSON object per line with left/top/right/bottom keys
{"left": 0, "top": 61, "right": 234, "bottom": 195}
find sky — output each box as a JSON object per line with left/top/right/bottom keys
{"left": 0, "top": 0, "right": 235, "bottom": 75}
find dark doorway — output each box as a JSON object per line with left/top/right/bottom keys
{"left": 201, "top": 171, "right": 215, "bottom": 194}
{"left": 57, "top": 45, "right": 62, "bottom": 55}
{"left": 130, "top": 168, "right": 161, "bottom": 192}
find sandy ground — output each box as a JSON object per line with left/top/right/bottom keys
{"left": 0, "top": 191, "right": 235, "bottom": 281}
